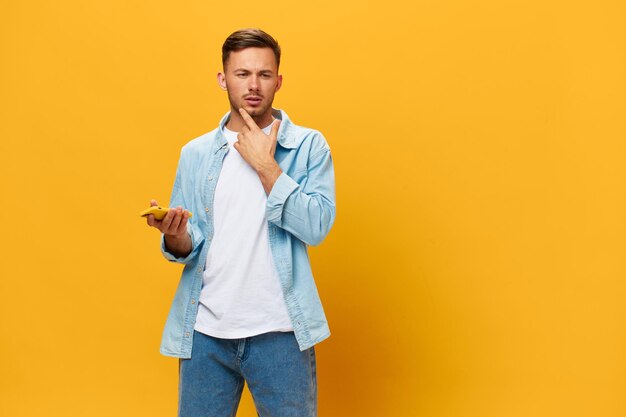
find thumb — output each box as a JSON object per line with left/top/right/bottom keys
{"left": 270, "top": 119, "right": 281, "bottom": 138}
{"left": 150, "top": 199, "right": 158, "bottom": 207}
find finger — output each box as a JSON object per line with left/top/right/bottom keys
{"left": 239, "top": 107, "right": 260, "bottom": 131}
{"left": 176, "top": 211, "right": 189, "bottom": 235}
{"left": 166, "top": 206, "right": 185, "bottom": 234}
{"left": 161, "top": 207, "right": 176, "bottom": 230}
{"left": 147, "top": 213, "right": 155, "bottom": 227}
{"left": 270, "top": 119, "right": 281, "bottom": 139}
{"left": 150, "top": 199, "right": 158, "bottom": 207}
{"left": 167, "top": 213, "right": 183, "bottom": 234}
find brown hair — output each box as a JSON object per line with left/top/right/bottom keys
{"left": 222, "top": 28, "right": 281, "bottom": 70}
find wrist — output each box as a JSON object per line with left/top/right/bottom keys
{"left": 256, "top": 161, "right": 283, "bottom": 195}
{"left": 164, "top": 230, "right": 188, "bottom": 241}
{"left": 163, "top": 230, "right": 192, "bottom": 259}
{"left": 256, "top": 159, "right": 281, "bottom": 176}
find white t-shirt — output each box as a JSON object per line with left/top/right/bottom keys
{"left": 193, "top": 124, "right": 294, "bottom": 338}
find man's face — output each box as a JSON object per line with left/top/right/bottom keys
{"left": 218, "top": 47, "right": 282, "bottom": 121}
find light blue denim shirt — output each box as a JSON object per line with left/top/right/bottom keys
{"left": 159, "top": 109, "right": 336, "bottom": 358}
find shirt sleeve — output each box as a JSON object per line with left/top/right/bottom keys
{"left": 266, "top": 145, "right": 336, "bottom": 246}
{"left": 160, "top": 148, "right": 205, "bottom": 263}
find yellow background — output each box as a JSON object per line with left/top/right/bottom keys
{"left": 1, "top": 1, "right": 625, "bottom": 416}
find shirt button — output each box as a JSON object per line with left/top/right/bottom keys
{"left": 191, "top": 299, "right": 196, "bottom": 304}
{"left": 185, "top": 332, "right": 190, "bottom": 337}
{"left": 208, "top": 176, "right": 213, "bottom": 181}
{"left": 205, "top": 207, "right": 210, "bottom": 212}
{"left": 197, "top": 267, "right": 202, "bottom": 273}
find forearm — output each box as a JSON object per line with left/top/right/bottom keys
{"left": 257, "top": 160, "right": 283, "bottom": 195}
{"left": 164, "top": 232, "right": 192, "bottom": 259}
{"left": 266, "top": 174, "right": 335, "bottom": 245}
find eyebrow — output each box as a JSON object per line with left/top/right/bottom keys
{"left": 233, "top": 68, "right": 275, "bottom": 74}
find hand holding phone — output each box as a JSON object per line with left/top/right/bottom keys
{"left": 142, "top": 200, "right": 192, "bottom": 238}
{"left": 140, "top": 205, "right": 193, "bottom": 220}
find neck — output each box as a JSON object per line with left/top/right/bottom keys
{"left": 225, "top": 108, "right": 274, "bottom": 132}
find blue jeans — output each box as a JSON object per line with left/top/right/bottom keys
{"left": 178, "top": 330, "right": 317, "bottom": 417}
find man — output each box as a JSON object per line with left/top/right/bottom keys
{"left": 145, "top": 28, "right": 336, "bottom": 417}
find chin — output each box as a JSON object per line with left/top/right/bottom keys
{"left": 249, "top": 108, "right": 268, "bottom": 118}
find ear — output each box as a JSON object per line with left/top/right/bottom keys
{"left": 217, "top": 72, "right": 227, "bottom": 91}
{"left": 275, "top": 74, "right": 283, "bottom": 92}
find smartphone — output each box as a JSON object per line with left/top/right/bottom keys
{"left": 139, "top": 206, "right": 193, "bottom": 220}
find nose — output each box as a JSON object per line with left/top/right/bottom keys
{"left": 248, "top": 75, "right": 260, "bottom": 92}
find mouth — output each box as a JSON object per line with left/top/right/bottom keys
{"left": 244, "top": 96, "right": 263, "bottom": 106}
